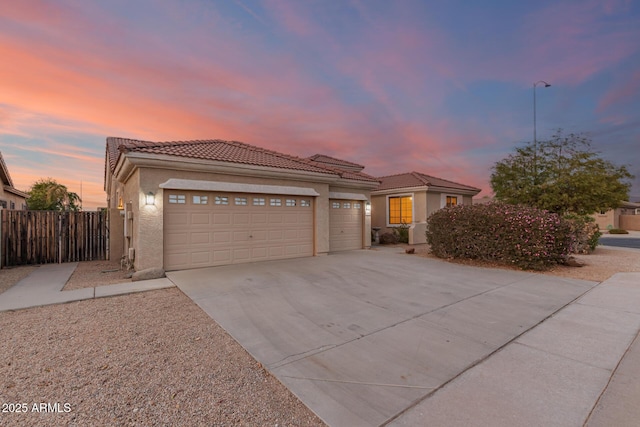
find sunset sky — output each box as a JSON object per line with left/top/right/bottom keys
{"left": 1, "top": 0, "right": 639, "bottom": 209}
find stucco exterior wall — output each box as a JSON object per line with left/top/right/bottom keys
{"left": 108, "top": 208, "right": 124, "bottom": 262}
{"left": 594, "top": 210, "right": 618, "bottom": 230}
{"left": 426, "top": 192, "right": 442, "bottom": 218}
{"left": 0, "top": 187, "right": 27, "bottom": 210}
{"left": 371, "top": 195, "right": 386, "bottom": 233}
{"left": 619, "top": 215, "right": 640, "bottom": 231}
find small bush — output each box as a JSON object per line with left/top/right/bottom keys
{"left": 379, "top": 232, "right": 399, "bottom": 244}
{"left": 393, "top": 222, "right": 410, "bottom": 244}
{"left": 608, "top": 228, "right": 629, "bottom": 234}
{"left": 426, "top": 203, "right": 574, "bottom": 270}
{"left": 564, "top": 214, "right": 601, "bottom": 253}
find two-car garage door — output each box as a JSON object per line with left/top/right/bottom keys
{"left": 164, "top": 191, "right": 313, "bottom": 271}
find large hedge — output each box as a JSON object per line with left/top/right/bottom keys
{"left": 426, "top": 203, "right": 575, "bottom": 270}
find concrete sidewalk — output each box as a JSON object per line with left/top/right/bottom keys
{"left": 0, "top": 263, "right": 175, "bottom": 312}
{"left": 389, "top": 272, "right": 640, "bottom": 427}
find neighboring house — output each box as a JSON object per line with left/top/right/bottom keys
{"left": 0, "top": 150, "right": 28, "bottom": 210}
{"left": 371, "top": 171, "right": 481, "bottom": 244}
{"left": 104, "top": 138, "right": 379, "bottom": 271}
{"left": 594, "top": 201, "right": 640, "bottom": 231}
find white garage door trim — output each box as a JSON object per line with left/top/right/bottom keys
{"left": 328, "top": 192, "right": 368, "bottom": 201}
{"left": 160, "top": 179, "right": 319, "bottom": 196}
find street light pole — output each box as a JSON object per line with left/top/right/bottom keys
{"left": 533, "top": 80, "right": 551, "bottom": 180}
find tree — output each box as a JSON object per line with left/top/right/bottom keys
{"left": 27, "top": 178, "right": 81, "bottom": 211}
{"left": 490, "top": 130, "right": 634, "bottom": 216}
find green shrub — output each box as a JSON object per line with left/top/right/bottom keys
{"left": 393, "top": 221, "right": 410, "bottom": 244}
{"left": 608, "top": 228, "right": 629, "bottom": 234}
{"left": 426, "top": 203, "right": 575, "bottom": 270}
{"left": 564, "top": 214, "right": 601, "bottom": 253}
{"left": 379, "top": 232, "right": 399, "bottom": 244}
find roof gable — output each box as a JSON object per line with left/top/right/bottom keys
{"left": 307, "top": 154, "right": 365, "bottom": 172}
{"left": 374, "top": 171, "right": 480, "bottom": 193}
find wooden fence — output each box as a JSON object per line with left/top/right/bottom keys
{"left": 0, "top": 210, "right": 108, "bottom": 267}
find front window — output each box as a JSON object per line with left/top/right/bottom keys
{"left": 446, "top": 196, "right": 458, "bottom": 207}
{"left": 389, "top": 196, "right": 412, "bottom": 225}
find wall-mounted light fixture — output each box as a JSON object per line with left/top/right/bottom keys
{"left": 117, "top": 197, "right": 124, "bottom": 210}
{"left": 365, "top": 201, "right": 372, "bottom": 216}
{"left": 145, "top": 192, "right": 155, "bottom": 206}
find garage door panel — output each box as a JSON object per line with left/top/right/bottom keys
{"left": 268, "top": 214, "right": 284, "bottom": 224}
{"left": 269, "top": 230, "right": 283, "bottom": 240}
{"left": 252, "top": 247, "right": 268, "bottom": 258}
{"left": 165, "top": 191, "right": 314, "bottom": 270}
{"left": 165, "top": 232, "right": 188, "bottom": 246}
{"left": 252, "top": 230, "right": 268, "bottom": 241}
{"left": 191, "top": 251, "right": 210, "bottom": 264}
{"left": 191, "top": 213, "right": 210, "bottom": 225}
{"left": 233, "top": 248, "right": 251, "bottom": 262}
{"left": 269, "top": 247, "right": 284, "bottom": 257}
{"left": 166, "top": 212, "right": 188, "bottom": 226}
{"left": 190, "top": 232, "right": 210, "bottom": 244}
{"left": 214, "top": 213, "right": 231, "bottom": 225}
{"left": 233, "top": 213, "right": 251, "bottom": 224}
{"left": 213, "top": 231, "right": 231, "bottom": 243}
{"left": 213, "top": 249, "right": 231, "bottom": 263}
{"left": 251, "top": 213, "right": 267, "bottom": 223}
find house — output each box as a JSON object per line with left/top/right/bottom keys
{"left": 104, "top": 138, "right": 379, "bottom": 271}
{"left": 371, "top": 171, "right": 481, "bottom": 244}
{"left": 0, "top": 151, "right": 28, "bottom": 210}
{"left": 594, "top": 201, "right": 640, "bottom": 231}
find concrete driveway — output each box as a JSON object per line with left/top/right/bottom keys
{"left": 167, "top": 249, "right": 611, "bottom": 426}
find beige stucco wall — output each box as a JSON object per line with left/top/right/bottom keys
{"left": 128, "top": 167, "right": 346, "bottom": 271}
{"left": 594, "top": 210, "right": 618, "bottom": 230}
{"left": 426, "top": 192, "right": 442, "bottom": 218}
{"left": 371, "top": 195, "right": 386, "bottom": 232}
{"left": 108, "top": 208, "right": 124, "bottom": 262}
{"left": 620, "top": 215, "right": 640, "bottom": 231}
{"left": 0, "top": 187, "right": 27, "bottom": 210}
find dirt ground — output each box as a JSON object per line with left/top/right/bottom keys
{"left": 406, "top": 244, "right": 640, "bottom": 282}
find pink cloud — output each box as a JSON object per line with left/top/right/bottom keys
{"left": 597, "top": 68, "right": 640, "bottom": 113}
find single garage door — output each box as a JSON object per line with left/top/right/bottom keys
{"left": 329, "top": 199, "right": 363, "bottom": 252}
{"left": 164, "top": 191, "right": 314, "bottom": 270}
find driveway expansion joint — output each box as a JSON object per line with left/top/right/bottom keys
{"left": 280, "top": 375, "right": 438, "bottom": 390}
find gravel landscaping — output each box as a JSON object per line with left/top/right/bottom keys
{"left": 1, "top": 245, "right": 638, "bottom": 425}
{"left": 62, "top": 260, "right": 131, "bottom": 291}
{"left": 0, "top": 265, "right": 37, "bottom": 295}
{"left": 409, "top": 244, "right": 640, "bottom": 282}
{"left": 0, "top": 288, "right": 323, "bottom": 426}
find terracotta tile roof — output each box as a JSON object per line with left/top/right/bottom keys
{"left": 308, "top": 154, "right": 365, "bottom": 170}
{"left": 106, "top": 138, "right": 378, "bottom": 182}
{"left": 0, "top": 150, "right": 14, "bottom": 187}
{"left": 375, "top": 171, "right": 480, "bottom": 193}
